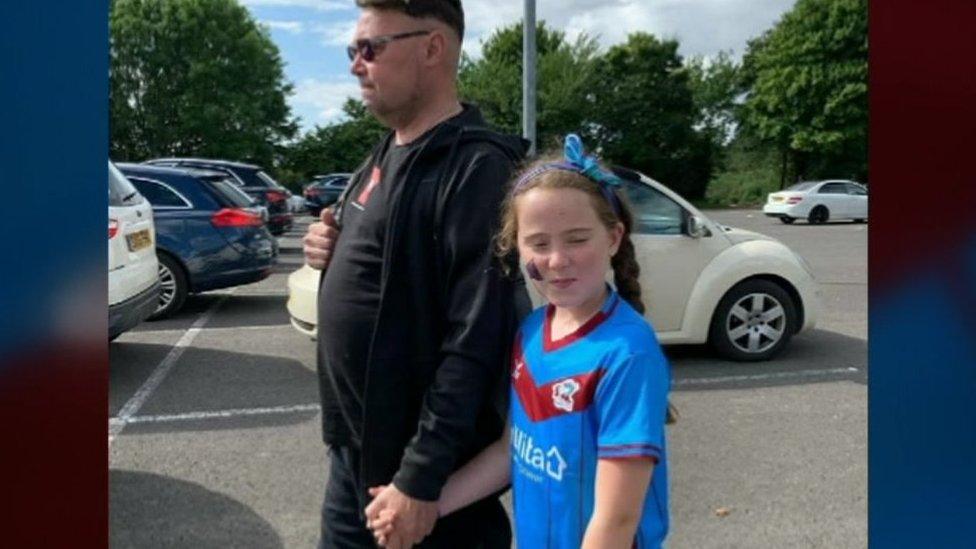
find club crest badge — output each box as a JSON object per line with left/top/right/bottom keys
{"left": 551, "top": 379, "right": 581, "bottom": 413}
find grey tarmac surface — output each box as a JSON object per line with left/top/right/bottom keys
{"left": 110, "top": 209, "right": 866, "bottom": 548}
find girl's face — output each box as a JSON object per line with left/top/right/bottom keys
{"left": 515, "top": 187, "right": 623, "bottom": 315}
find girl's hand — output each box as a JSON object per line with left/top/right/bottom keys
{"left": 370, "top": 509, "right": 399, "bottom": 547}
{"left": 367, "top": 486, "right": 399, "bottom": 547}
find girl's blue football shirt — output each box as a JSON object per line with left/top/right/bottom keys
{"left": 509, "top": 290, "right": 671, "bottom": 548}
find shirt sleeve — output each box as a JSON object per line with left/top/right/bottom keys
{"left": 595, "top": 349, "right": 671, "bottom": 462}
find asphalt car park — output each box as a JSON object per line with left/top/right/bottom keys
{"left": 109, "top": 209, "right": 867, "bottom": 548}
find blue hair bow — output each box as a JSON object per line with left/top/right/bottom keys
{"left": 563, "top": 133, "right": 623, "bottom": 189}
{"left": 512, "top": 133, "right": 624, "bottom": 216}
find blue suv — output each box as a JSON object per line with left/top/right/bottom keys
{"left": 143, "top": 158, "right": 294, "bottom": 235}
{"left": 118, "top": 164, "right": 278, "bottom": 318}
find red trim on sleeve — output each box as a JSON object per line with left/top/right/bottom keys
{"left": 598, "top": 443, "right": 663, "bottom": 462}
{"left": 600, "top": 455, "right": 660, "bottom": 464}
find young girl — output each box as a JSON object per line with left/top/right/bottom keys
{"left": 370, "top": 134, "right": 672, "bottom": 548}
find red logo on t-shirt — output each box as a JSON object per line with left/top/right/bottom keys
{"left": 357, "top": 166, "right": 381, "bottom": 205}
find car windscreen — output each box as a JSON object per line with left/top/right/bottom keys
{"left": 205, "top": 177, "right": 256, "bottom": 207}
{"left": 231, "top": 169, "right": 272, "bottom": 188}
{"left": 786, "top": 182, "right": 819, "bottom": 192}
{"left": 256, "top": 170, "right": 287, "bottom": 190}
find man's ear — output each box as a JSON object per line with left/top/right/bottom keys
{"left": 424, "top": 30, "right": 446, "bottom": 67}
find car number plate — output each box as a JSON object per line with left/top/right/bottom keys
{"left": 772, "top": 196, "right": 784, "bottom": 202}
{"left": 126, "top": 229, "right": 152, "bottom": 252}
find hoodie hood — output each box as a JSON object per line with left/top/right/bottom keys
{"left": 424, "top": 103, "right": 530, "bottom": 163}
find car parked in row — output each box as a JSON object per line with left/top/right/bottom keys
{"left": 119, "top": 163, "right": 279, "bottom": 318}
{"left": 303, "top": 173, "right": 350, "bottom": 217}
{"left": 286, "top": 192, "right": 307, "bottom": 214}
{"left": 109, "top": 161, "right": 160, "bottom": 340}
{"left": 288, "top": 166, "right": 822, "bottom": 362}
{"left": 143, "top": 158, "right": 294, "bottom": 235}
{"left": 763, "top": 180, "right": 868, "bottom": 224}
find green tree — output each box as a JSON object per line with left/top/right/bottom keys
{"left": 278, "top": 99, "right": 386, "bottom": 186}
{"left": 704, "top": 134, "right": 782, "bottom": 206}
{"left": 685, "top": 51, "right": 741, "bottom": 169}
{"left": 459, "top": 21, "right": 600, "bottom": 149}
{"left": 739, "top": 0, "right": 868, "bottom": 185}
{"left": 110, "top": 0, "right": 297, "bottom": 166}
{"left": 589, "top": 33, "right": 713, "bottom": 199}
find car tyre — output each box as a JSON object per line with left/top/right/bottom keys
{"left": 807, "top": 206, "right": 829, "bottom": 224}
{"left": 709, "top": 279, "right": 798, "bottom": 362}
{"left": 780, "top": 216, "right": 796, "bottom": 224}
{"left": 149, "top": 252, "right": 188, "bottom": 320}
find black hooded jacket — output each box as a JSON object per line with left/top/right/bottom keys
{"left": 317, "top": 104, "right": 530, "bottom": 504}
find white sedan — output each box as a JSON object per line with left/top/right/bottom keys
{"left": 763, "top": 180, "right": 868, "bottom": 224}
{"left": 289, "top": 168, "right": 822, "bottom": 362}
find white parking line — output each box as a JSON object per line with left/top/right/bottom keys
{"left": 106, "top": 368, "right": 861, "bottom": 429}
{"left": 673, "top": 367, "right": 860, "bottom": 387}
{"left": 210, "top": 289, "right": 289, "bottom": 296}
{"left": 131, "top": 323, "right": 293, "bottom": 336}
{"left": 120, "top": 403, "right": 321, "bottom": 425}
{"left": 109, "top": 292, "right": 233, "bottom": 445}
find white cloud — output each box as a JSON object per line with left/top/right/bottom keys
{"left": 292, "top": 77, "right": 362, "bottom": 125}
{"left": 313, "top": 20, "right": 358, "bottom": 47}
{"left": 461, "top": 1, "right": 524, "bottom": 56}
{"left": 261, "top": 20, "right": 305, "bottom": 34}
{"left": 460, "top": 0, "right": 795, "bottom": 59}
{"left": 241, "top": 0, "right": 350, "bottom": 11}
{"left": 272, "top": 0, "right": 797, "bottom": 131}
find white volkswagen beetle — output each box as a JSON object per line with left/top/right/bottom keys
{"left": 289, "top": 168, "right": 821, "bottom": 362}
{"left": 763, "top": 179, "right": 868, "bottom": 224}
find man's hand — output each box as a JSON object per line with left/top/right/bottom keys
{"left": 365, "top": 484, "right": 438, "bottom": 547}
{"left": 303, "top": 208, "right": 340, "bottom": 270}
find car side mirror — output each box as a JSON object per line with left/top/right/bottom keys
{"left": 687, "top": 215, "right": 709, "bottom": 238}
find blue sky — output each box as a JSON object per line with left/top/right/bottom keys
{"left": 241, "top": 0, "right": 797, "bottom": 134}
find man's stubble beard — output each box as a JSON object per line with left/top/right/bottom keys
{"left": 364, "top": 72, "right": 426, "bottom": 130}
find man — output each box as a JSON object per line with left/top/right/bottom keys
{"left": 302, "top": 1, "right": 528, "bottom": 547}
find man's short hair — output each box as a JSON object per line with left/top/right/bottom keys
{"left": 356, "top": 0, "right": 465, "bottom": 41}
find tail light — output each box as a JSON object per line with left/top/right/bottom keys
{"left": 211, "top": 208, "right": 263, "bottom": 227}
{"left": 787, "top": 196, "right": 803, "bottom": 204}
{"left": 266, "top": 190, "right": 288, "bottom": 203}
{"left": 109, "top": 218, "right": 119, "bottom": 239}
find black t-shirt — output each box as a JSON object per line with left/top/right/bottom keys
{"left": 317, "top": 136, "right": 426, "bottom": 447}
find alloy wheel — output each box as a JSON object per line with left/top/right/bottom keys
{"left": 156, "top": 261, "right": 176, "bottom": 314}
{"left": 725, "top": 292, "right": 787, "bottom": 354}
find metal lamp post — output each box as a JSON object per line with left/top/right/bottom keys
{"left": 523, "top": 0, "right": 537, "bottom": 156}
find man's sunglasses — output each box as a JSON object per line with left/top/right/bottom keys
{"left": 346, "top": 30, "right": 431, "bottom": 62}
